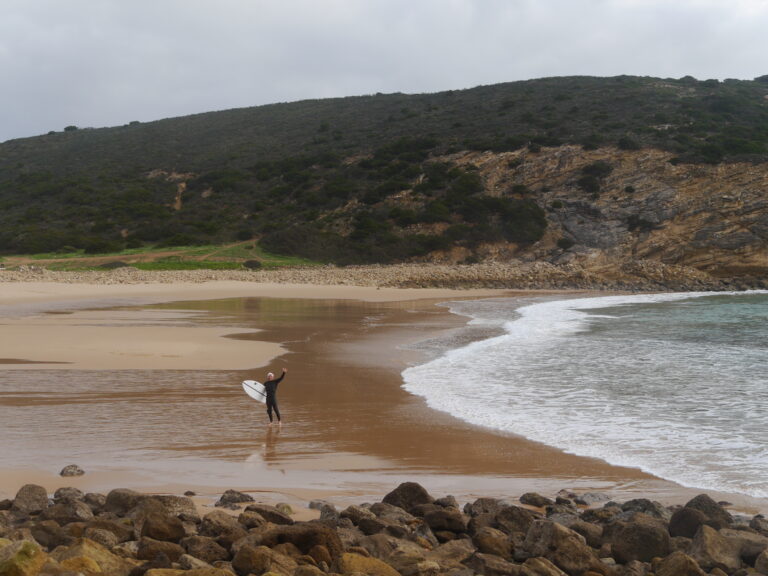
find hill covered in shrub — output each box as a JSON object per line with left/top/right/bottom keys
{"left": 1, "top": 74, "right": 767, "bottom": 264}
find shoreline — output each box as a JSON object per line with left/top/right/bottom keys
{"left": 1, "top": 276, "right": 766, "bottom": 519}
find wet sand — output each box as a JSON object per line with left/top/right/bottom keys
{"left": 1, "top": 281, "right": 766, "bottom": 515}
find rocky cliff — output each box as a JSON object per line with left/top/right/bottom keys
{"left": 446, "top": 146, "right": 767, "bottom": 283}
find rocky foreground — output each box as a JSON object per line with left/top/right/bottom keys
{"left": 2, "top": 483, "right": 768, "bottom": 576}
{"left": 1, "top": 260, "right": 764, "bottom": 291}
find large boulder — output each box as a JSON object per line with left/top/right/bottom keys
{"left": 243, "top": 503, "right": 294, "bottom": 525}
{"left": 422, "top": 509, "right": 468, "bottom": 534}
{"left": 137, "top": 536, "right": 186, "bottom": 562}
{"left": 180, "top": 535, "right": 229, "bottom": 565}
{"left": 621, "top": 498, "right": 672, "bottom": 521}
{"left": 669, "top": 507, "right": 709, "bottom": 538}
{"left": 11, "top": 484, "right": 49, "bottom": 515}
{"left": 521, "top": 520, "right": 600, "bottom": 576}
{"left": 0, "top": 540, "right": 48, "bottom": 576}
{"left": 198, "top": 510, "right": 248, "bottom": 550}
{"left": 464, "top": 497, "right": 511, "bottom": 517}
{"left": 464, "top": 551, "right": 522, "bottom": 576}
{"left": 520, "top": 556, "right": 568, "bottom": 576}
{"left": 520, "top": 493, "right": 554, "bottom": 508}
{"left": 425, "top": 539, "right": 476, "bottom": 571}
{"left": 496, "top": 506, "right": 539, "bottom": 536}
{"left": 105, "top": 488, "right": 145, "bottom": 516}
{"left": 472, "top": 526, "right": 514, "bottom": 560}
{"left": 609, "top": 513, "right": 671, "bottom": 563}
{"left": 654, "top": 550, "right": 707, "bottom": 576}
{"left": 382, "top": 482, "right": 434, "bottom": 514}
{"left": 689, "top": 524, "right": 742, "bottom": 573}
{"left": 40, "top": 499, "right": 94, "bottom": 525}
{"left": 684, "top": 494, "right": 733, "bottom": 529}
{"left": 338, "top": 551, "right": 401, "bottom": 576}
{"left": 258, "top": 522, "right": 344, "bottom": 566}
{"left": 53, "top": 487, "right": 84, "bottom": 503}
{"left": 756, "top": 548, "right": 768, "bottom": 574}
{"left": 719, "top": 528, "right": 768, "bottom": 565}
{"left": 215, "top": 489, "right": 254, "bottom": 508}
{"left": 232, "top": 544, "right": 297, "bottom": 576}
{"left": 150, "top": 495, "right": 199, "bottom": 521}
{"left": 50, "top": 537, "right": 140, "bottom": 576}
{"left": 140, "top": 512, "right": 186, "bottom": 543}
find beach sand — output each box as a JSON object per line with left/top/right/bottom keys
{"left": 2, "top": 280, "right": 766, "bottom": 516}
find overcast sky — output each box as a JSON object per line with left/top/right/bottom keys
{"left": 2, "top": 0, "right": 767, "bottom": 143}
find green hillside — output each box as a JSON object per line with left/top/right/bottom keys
{"left": 1, "top": 75, "right": 767, "bottom": 263}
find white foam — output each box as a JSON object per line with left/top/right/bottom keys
{"left": 403, "top": 291, "right": 768, "bottom": 498}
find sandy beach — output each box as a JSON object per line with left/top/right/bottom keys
{"left": 2, "top": 275, "right": 766, "bottom": 518}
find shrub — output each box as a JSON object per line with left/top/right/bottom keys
{"left": 243, "top": 260, "right": 263, "bottom": 269}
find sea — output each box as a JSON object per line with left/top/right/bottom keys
{"left": 402, "top": 291, "right": 768, "bottom": 499}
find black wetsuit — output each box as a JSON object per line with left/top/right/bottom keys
{"left": 264, "top": 372, "right": 285, "bottom": 422}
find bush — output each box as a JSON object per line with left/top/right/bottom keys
{"left": 243, "top": 260, "right": 263, "bottom": 269}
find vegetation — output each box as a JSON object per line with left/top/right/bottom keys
{"left": 2, "top": 75, "right": 768, "bottom": 263}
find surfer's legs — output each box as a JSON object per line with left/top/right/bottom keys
{"left": 266, "top": 398, "right": 281, "bottom": 424}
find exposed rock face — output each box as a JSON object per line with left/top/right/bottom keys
{"left": 457, "top": 146, "right": 768, "bottom": 281}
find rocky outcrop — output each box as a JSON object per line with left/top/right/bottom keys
{"left": 2, "top": 484, "right": 768, "bottom": 576}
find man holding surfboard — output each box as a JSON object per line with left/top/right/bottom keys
{"left": 264, "top": 368, "right": 287, "bottom": 426}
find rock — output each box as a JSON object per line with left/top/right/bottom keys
{"left": 565, "top": 520, "right": 603, "bottom": 549}
{"left": 215, "top": 489, "right": 254, "bottom": 508}
{"left": 53, "top": 487, "right": 84, "bottom": 503}
{"left": 137, "top": 537, "right": 186, "bottom": 562}
{"left": 140, "top": 512, "right": 186, "bottom": 543}
{"left": 609, "top": 513, "right": 671, "bottom": 563}
{"left": 340, "top": 504, "right": 377, "bottom": 525}
{"left": 84, "top": 518, "right": 135, "bottom": 544}
{"left": 338, "top": 551, "right": 401, "bottom": 576}
{"left": 751, "top": 515, "right": 768, "bottom": 536}
{"left": 309, "top": 499, "right": 334, "bottom": 511}
{"left": 464, "top": 551, "right": 522, "bottom": 576}
{"left": 425, "top": 539, "right": 476, "bottom": 570}
{"left": 435, "top": 495, "right": 459, "bottom": 509}
{"left": 83, "top": 527, "right": 121, "bottom": 549}
{"left": 29, "top": 519, "right": 73, "bottom": 550}
{"left": 520, "top": 556, "right": 568, "bottom": 576}
{"left": 718, "top": 527, "right": 768, "bottom": 565}
{"left": 472, "top": 526, "right": 513, "bottom": 560}
{"left": 198, "top": 510, "right": 248, "bottom": 550}
{"left": 464, "top": 497, "right": 511, "bottom": 517}
{"left": 84, "top": 492, "right": 107, "bottom": 514}
{"left": 423, "top": 509, "right": 468, "bottom": 534}
{"left": 689, "top": 524, "right": 742, "bottom": 573}
{"left": 144, "top": 568, "right": 233, "bottom": 576}
{"left": 50, "top": 537, "right": 140, "bottom": 576}
{"left": 180, "top": 535, "right": 229, "bottom": 565}
{"left": 620, "top": 498, "right": 671, "bottom": 521}
{"left": 232, "top": 544, "right": 297, "bottom": 576}
{"left": 150, "top": 495, "right": 199, "bottom": 521}
{"left": 654, "top": 550, "right": 706, "bottom": 576}
{"left": 243, "top": 503, "right": 294, "bottom": 525}
{"left": 684, "top": 494, "right": 733, "bottom": 529}
{"left": 11, "top": 484, "right": 49, "bottom": 515}
{"left": 0, "top": 540, "right": 48, "bottom": 576}
{"left": 60, "top": 464, "right": 85, "bottom": 477}
{"left": 574, "top": 493, "right": 610, "bottom": 506}
{"left": 258, "top": 523, "right": 344, "bottom": 566}
{"left": 669, "top": 506, "right": 709, "bottom": 538}
{"left": 237, "top": 510, "right": 267, "bottom": 529}
{"left": 106, "top": 488, "right": 145, "bottom": 516}
{"left": 496, "top": 506, "right": 539, "bottom": 535}
{"left": 132, "top": 551, "right": 173, "bottom": 575}
{"left": 520, "top": 493, "right": 554, "bottom": 508}
{"left": 40, "top": 499, "right": 94, "bottom": 524}
{"left": 756, "top": 548, "right": 768, "bottom": 574}
{"left": 522, "top": 519, "right": 600, "bottom": 576}
{"left": 382, "top": 482, "right": 435, "bottom": 514}
{"left": 276, "top": 503, "right": 293, "bottom": 515}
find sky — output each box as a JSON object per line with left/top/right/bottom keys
{"left": 2, "top": 0, "right": 768, "bottom": 143}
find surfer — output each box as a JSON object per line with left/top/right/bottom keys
{"left": 264, "top": 368, "right": 287, "bottom": 426}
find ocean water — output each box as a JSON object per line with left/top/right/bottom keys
{"left": 402, "top": 291, "right": 768, "bottom": 498}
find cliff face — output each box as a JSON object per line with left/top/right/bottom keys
{"left": 454, "top": 146, "right": 768, "bottom": 281}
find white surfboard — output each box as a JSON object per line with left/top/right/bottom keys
{"left": 242, "top": 380, "right": 267, "bottom": 404}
